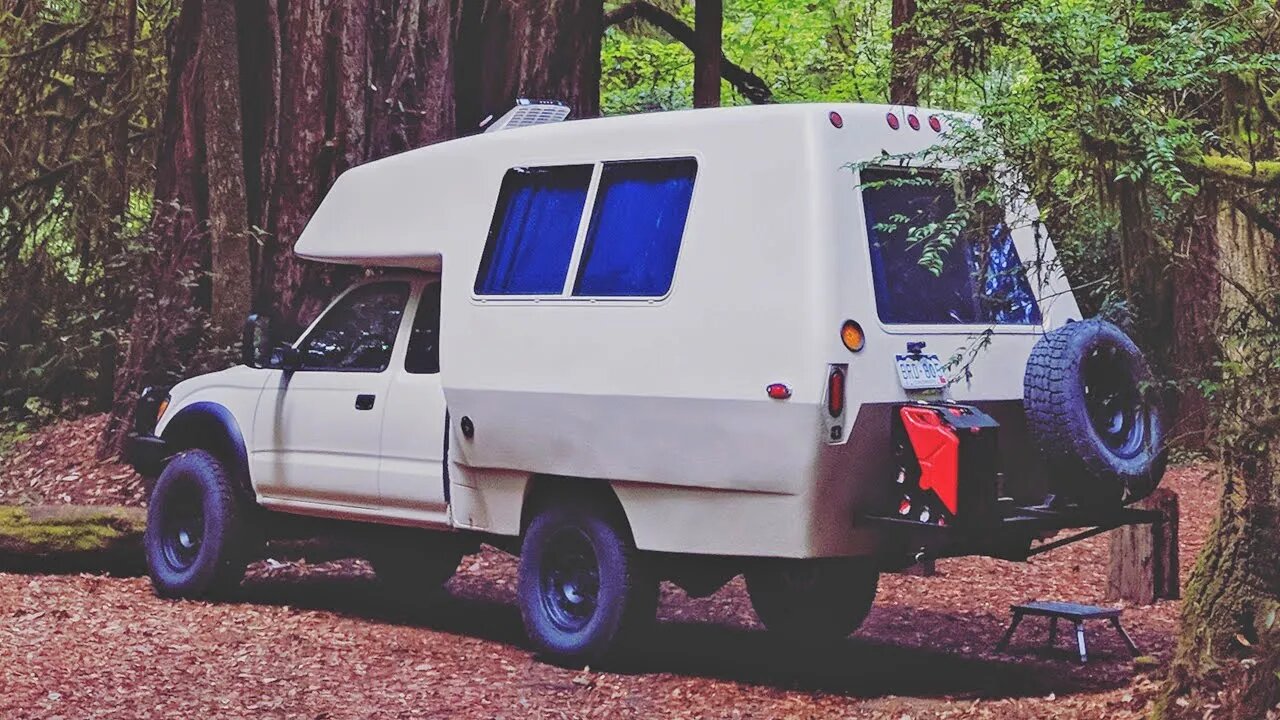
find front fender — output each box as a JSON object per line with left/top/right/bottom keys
{"left": 160, "top": 402, "right": 254, "bottom": 502}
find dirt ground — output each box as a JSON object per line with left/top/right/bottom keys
{"left": 0, "top": 415, "right": 1216, "bottom": 719}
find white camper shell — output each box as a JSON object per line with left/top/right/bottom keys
{"left": 130, "top": 103, "right": 1166, "bottom": 664}
{"left": 294, "top": 103, "right": 1080, "bottom": 557}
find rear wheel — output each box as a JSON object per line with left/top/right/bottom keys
{"left": 517, "top": 498, "right": 656, "bottom": 664}
{"left": 745, "top": 558, "right": 878, "bottom": 644}
{"left": 144, "top": 450, "right": 250, "bottom": 598}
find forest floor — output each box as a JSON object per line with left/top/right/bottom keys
{"left": 0, "top": 414, "right": 1216, "bottom": 719}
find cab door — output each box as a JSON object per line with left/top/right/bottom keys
{"left": 377, "top": 279, "right": 450, "bottom": 520}
{"left": 251, "top": 280, "right": 411, "bottom": 507}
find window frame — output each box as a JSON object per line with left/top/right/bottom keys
{"left": 291, "top": 279, "right": 413, "bottom": 374}
{"left": 471, "top": 154, "right": 700, "bottom": 306}
{"left": 854, "top": 165, "right": 1047, "bottom": 336}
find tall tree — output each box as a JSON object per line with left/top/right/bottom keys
{"left": 693, "top": 0, "right": 722, "bottom": 107}
{"left": 888, "top": 0, "right": 918, "bottom": 105}
{"left": 201, "top": 0, "right": 251, "bottom": 348}
{"left": 459, "top": 0, "right": 603, "bottom": 129}
{"left": 104, "top": 0, "right": 607, "bottom": 453}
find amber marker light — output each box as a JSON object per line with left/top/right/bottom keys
{"left": 841, "top": 320, "right": 865, "bottom": 352}
{"left": 156, "top": 396, "right": 170, "bottom": 423}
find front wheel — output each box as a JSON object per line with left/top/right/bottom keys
{"left": 745, "top": 558, "right": 878, "bottom": 644}
{"left": 517, "top": 499, "right": 656, "bottom": 664}
{"left": 144, "top": 450, "right": 250, "bottom": 598}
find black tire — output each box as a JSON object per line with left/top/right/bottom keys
{"left": 144, "top": 450, "right": 249, "bottom": 598}
{"left": 745, "top": 558, "right": 878, "bottom": 643}
{"left": 1024, "top": 319, "right": 1167, "bottom": 506}
{"left": 517, "top": 498, "right": 657, "bottom": 664}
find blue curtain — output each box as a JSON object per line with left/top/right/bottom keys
{"left": 980, "top": 224, "right": 1042, "bottom": 324}
{"left": 573, "top": 158, "right": 697, "bottom": 297}
{"left": 475, "top": 166, "right": 592, "bottom": 295}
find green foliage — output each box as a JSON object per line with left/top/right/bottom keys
{"left": 602, "top": 0, "right": 890, "bottom": 114}
{"left": 0, "top": 1, "right": 176, "bottom": 422}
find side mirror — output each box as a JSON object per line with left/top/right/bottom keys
{"left": 270, "top": 343, "right": 301, "bottom": 372}
{"left": 241, "top": 314, "right": 273, "bottom": 368}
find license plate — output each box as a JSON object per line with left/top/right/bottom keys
{"left": 895, "top": 353, "right": 947, "bottom": 390}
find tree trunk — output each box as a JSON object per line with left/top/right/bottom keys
{"left": 104, "top": 0, "right": 464, "bottom": 454}
{"left": 603, "top": 1, "right": 774, "bottom": 105}
{"left": 459, "top": 0, "right": 602, "bottom": 130}
{"left": 1106, "top": 488, "right": 1179, "bottom": 604}
{"left": 1168, "top": 197, "right": 1221, "bottom": 450}
{"left": 1162, "top": 200, "right": 1280, "bottom": 719}
{"left": 693, "top": 0, "right": 722, "bottom": 108}
{"left": 105, "top": 0, "right": 599, "bottom": 455}
{"left": 101, "top": 0, "right": 209, "bottom": 456}
{"left": 203, "top": 0, "right": 252, "bottom": 346}
{"left": 889, "top": 0, "right": 919, "bottom": 105}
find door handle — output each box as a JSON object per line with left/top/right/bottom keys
{"left": 355, "top": 394, "right": 376, "bottom": 411}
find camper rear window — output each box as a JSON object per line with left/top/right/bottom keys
{"left": 573, "top": 158, "right": 697, "bottom": 297}
{"left": 474, "top": 165, "right": 593, "bottom": 295}
{"left": 860, "top": 167, "right": 1041, "bottom": 325}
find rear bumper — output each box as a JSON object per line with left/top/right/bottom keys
{"left": 865, "top": 501, "right": 1163, "bottom": 565}
{"left": 125, "top": 433, "right": 169, "bottom": 477}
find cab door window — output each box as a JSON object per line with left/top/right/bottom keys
{"left": 297, "top": 281, "right": 410, "bottom": 371}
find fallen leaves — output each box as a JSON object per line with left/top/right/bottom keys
{"left": 0, "top": 415, "right": 1227, "bottom": 719}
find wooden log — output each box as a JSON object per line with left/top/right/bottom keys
{"left": 1106, "top": 488, "right": 1179, "bottom": 603}
{"left": 0, "top": 505, "right": 146, "bottom": 575}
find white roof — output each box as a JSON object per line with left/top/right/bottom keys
{"left": 293, "top": 103, "right": 967, "bottom": 268}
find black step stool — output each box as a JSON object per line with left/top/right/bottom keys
{"left": 995, "top": 601, "right": 1139, "bottom": 663}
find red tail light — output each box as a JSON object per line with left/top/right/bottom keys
{"left": 827, "top": 367, "right": 846, "bottom": 417}
{"left": 885, "top": 112, "right": 900, "bottom": 130}
{"left": 907, "top": 114, "right": 921, "bottom": 131}
{"left": 928, "top": 115, "right": 943, "bottom": 132}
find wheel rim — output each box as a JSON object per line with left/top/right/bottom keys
{"left": 159, "top": 479, "right": 205, "bottom": 572}
{"left": 1081, "top": 345, "right": 1146, "bottom": 459}
{"left": 539, "top": 527, "right": 600, "bottom": 633}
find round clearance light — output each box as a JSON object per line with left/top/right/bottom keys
{"left": 907, "top": 114, "right": 921, "bottom": 131}
{"left": 829, "top": 111, "right": 844, "bottom": 129}
{"left": 841, "top": 320, "right": 865, "bottom": 352}
{"left": 885, "top": 112, "right": 900, "bottom": 130}
{"left": 928, "top": 114, "right": 943, "bottom": 132}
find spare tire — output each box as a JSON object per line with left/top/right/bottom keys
{"left": 1023, "top": 319, "right": 1166, "bottom": 507}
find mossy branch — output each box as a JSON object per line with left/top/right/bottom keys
{"left": 1188, "top": 154, "right": 1280, "bottom": 187}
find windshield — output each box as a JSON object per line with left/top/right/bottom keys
{"left": 860, "top": 167, "right": 1041, "bottom": 325}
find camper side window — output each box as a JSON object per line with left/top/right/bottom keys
{"left": 573, "top": 158, "right": 696, "bottom": 297}
{"left": 474, "top": 165, "right": 592, "bottom": 295}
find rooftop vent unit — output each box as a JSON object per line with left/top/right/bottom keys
{"left": 481, "top": 99, "right": 571, "bottom": 134}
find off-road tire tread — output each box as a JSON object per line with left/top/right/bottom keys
{"left": 1023, "top": 320, "right": 1164, "bottom": 505}
{"left": 145, "top": 449, "right": 249, "bottom": 598}
{"left": 518, "top": 497, "right": 656, "bottom": 664}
